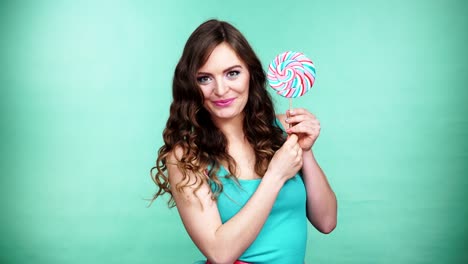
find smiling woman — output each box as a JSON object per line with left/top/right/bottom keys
{"left": 149, "top": 19, "right": 337, "bottom": 264}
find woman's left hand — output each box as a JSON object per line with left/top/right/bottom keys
{"left": 285, "top": 108, "right": 321, "bottom": 151}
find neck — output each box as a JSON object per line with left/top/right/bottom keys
{"left": 212, "top": 114, "right": 246, "bottom": 143}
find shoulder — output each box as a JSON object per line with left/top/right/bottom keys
{"left": 165, "top": 146, "right": 184, "bottom": 185}
{"left": 165, "top": 146, "right": 197, "bottom": 186}
{"left": 165, "top": 146, "right": 211, "bottom": 205}
{"left": 166, "top": 145, "right": 184, "bottom": 165}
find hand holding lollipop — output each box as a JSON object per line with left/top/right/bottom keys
{"left": 268, "top": 51, "right": 319, "bottom": 149}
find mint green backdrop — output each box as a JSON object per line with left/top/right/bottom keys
{"left": 1, "top": 0, "right": 467, "bottom": 263}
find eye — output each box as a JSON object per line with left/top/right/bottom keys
{"left": 197, "top": 75, "right": 212, "bottom": 84}
{"left": 227, "top": 70, "right": 240, "bottom": 79}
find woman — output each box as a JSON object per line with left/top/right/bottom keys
{"left": 150, "top": 19, "right": 337, "bottom": 264}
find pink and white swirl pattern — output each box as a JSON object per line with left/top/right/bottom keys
{"left": 267, "top": 51, "right": 316, "bottom": 98}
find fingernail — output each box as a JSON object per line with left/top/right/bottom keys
{"left": 285, "top": 118, "right": 289, "bottom": 123}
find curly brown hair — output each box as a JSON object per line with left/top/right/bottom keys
{"left": 150, "top": 19, "right": 285, "bottom": 207}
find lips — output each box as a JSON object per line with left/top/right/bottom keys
{"left": 212, "top": 98, "right": 235, "bottom": 107}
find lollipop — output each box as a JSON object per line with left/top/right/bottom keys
{"left": 267, "top": 51, "right": 316, "bottom": 122}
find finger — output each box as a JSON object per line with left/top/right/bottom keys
{"left": 292, "top": 143, "right": 301, "bottom": 153}
{"left": 285, "top": 133, "right": 298, "bottom": 146}
{"left": 288, "top": 108, "right": 315, "bottom": 118}
{"left": 291, "top": 142, "right": 301, "bottom": 152}
{"left": 286, "top": 115, "right": 318, "bottom": 125}
{"left": 288, "top": 108, "right": 305, "bottom": 116}
{"left": 287, "top": 123, "right": 320, "bottom": 134}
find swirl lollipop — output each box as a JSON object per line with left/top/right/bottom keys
{"left": 267, "top": 51, "right": 316, "bottom": 123}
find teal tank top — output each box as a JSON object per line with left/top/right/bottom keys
{"left": 210, "top": 120, "right": 307, "bottom": 263}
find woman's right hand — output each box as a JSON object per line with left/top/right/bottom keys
{"left": 266, "top": 134, "right": 303, "bottom": 184}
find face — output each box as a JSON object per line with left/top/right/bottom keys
{"left": 196, "top": 42, "right": 250, "bottom": 124}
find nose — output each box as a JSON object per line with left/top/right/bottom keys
{"left": 213, "top": 78, "right": 229, "bottom": 96}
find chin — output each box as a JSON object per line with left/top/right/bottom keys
{"left": 212, "top": 110, "right": 242, "bottom": 120}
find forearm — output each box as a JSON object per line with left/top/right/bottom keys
{"left": 208, "top": 175, "right": 284, "bottom": 263}
{"left": 301, "top": 149, "right": 337, "bottom": 233}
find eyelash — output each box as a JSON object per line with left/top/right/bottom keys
{"left": 196, "top": 70, "right": 241, "bottom": 84}
{"left": 227, "top": 70, "right": 240, "bottom": 78}
{"left": 197, "top": 76, "right": 211, "bottom": 84}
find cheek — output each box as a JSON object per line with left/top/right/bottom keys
{"left": 200, "top": 87, "right": 213, "bottom": 109}
{"left": 200, "top": 85, "right": 212, "bottom": 99}
{"left": 241, "top": 77, "right": 250, "bottom": 94}
{"left": 232, "top": 76, "right": 250, "bottom": 93}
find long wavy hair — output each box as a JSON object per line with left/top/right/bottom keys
{"left": 150, "top": 19, "right": 285, "bottom": 207}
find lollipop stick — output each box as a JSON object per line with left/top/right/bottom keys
{"left": 289, "top": 98, "right": 292, "bottom": 129}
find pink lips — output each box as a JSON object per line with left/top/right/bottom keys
{"left": 212, "top": 98, "right": 235, "bottom": 107}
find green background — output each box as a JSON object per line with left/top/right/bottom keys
{"left": 1, "top": 0, "right": 467, "bottom": 263}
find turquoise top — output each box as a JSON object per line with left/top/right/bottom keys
{"left": 207, "top": 120, "right": 308, "bottom": 263}
{"left": 214, "top": 168, "right": 307, "bottom": 263}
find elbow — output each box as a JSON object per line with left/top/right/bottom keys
{"left": 202, "top": 233, "right": 243, "bottom": 264}
{"left": 310, "top": 213, "right": 337, "bottom": 234}
{"left": 313, "top": 196, "right": 338, "bottom": 234}
{"left": 319, "top": 220, "right": 336, "bottom": 234}
{"left": 318, "top": 216, "right": 337, "bottom": 234}
{"left": 205, "top": 249, "right": 239, "bottom": 264}
{"left": 206, "top": 255, "right": 237, "bottom": 264}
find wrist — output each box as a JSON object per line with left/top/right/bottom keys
{"left": 261, "top": 171, "right": 285, "bottom": 191}
{"left": 302, "top": 147, "right": 312, "bottom": 152}
{"left": 302, "top": 148, "right": 315, "bottom": 160}
{"left": 302, "top": 147, "right": 312, "bottom": 155}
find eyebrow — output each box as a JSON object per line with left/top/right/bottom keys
{"left": 197, "top": 65, "right": 243, "bottom": 75}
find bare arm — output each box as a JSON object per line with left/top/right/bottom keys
{"left": 278, "top": 111, "right": 337, "bottom": 234}
{"left": 300, "top": 149, "right": 337, "bottom": 233}
{"left": 168, "top": 135, "right": 303, "bottom": 264}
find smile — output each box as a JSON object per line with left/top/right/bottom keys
{"left": 212, "top": 98, "right": 235, "bottom": 107}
